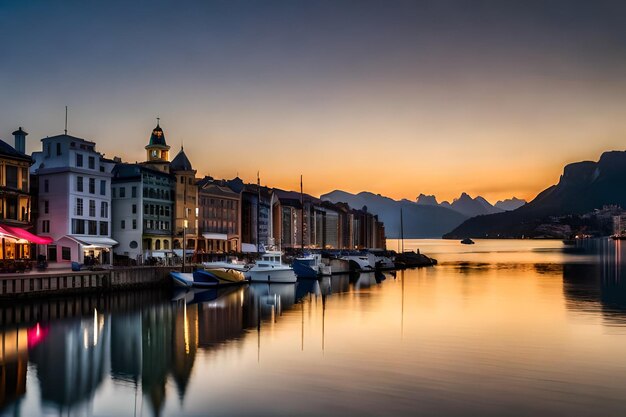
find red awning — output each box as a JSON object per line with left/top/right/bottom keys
{"left": 0, "top": 225, "right": 54, "bottom": 244}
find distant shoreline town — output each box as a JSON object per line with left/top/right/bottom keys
{"left": 0, "top": 122, "right": 385, "bottom": 269}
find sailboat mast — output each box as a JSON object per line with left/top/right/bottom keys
{"left": 400, "top": 207, "right": 404, "bottom": 253}
{"left": 300, "top": 175, "right": 304, "bottom": 253}
{"left": 257, "top": 171, "right": 261, "bottom": 254}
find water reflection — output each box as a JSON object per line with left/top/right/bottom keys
{"left": 563, "top": 239, "right": 626, "bottom": 324}
{"left": 3, "top": 240, "right": 626, "bottom": 416}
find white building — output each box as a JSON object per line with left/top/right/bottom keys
{"left": 31, "top": 134, "right": 117, "bottom": 265}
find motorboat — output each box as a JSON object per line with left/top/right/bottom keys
{"left": 340, "top": 251, "right": 375, "bottom": 272}
{"left": 460, "top": 238, "right": 475, "bottom": 245}
{"left": 245, "top": 251, "right": 297, "bottom": 283}
{"left": 170, "top": 271, "right": 218, "bottom": 288}
{"left": 394, "top": 251, "right": 437, "bottom": 269}
{"left": 369, "top": 250, "right": 395, "bottom": 270}
{"left": 171, "top": 267, "right": 247, "bottom": 288}
{"left": 194, "top": 268, "right": 247, "bottom": 285}
{"left": 292, "top": 253, "right": 332, "bottom": 279}
{"left": 202, "top": 259, "right": 249, "bottom": 272}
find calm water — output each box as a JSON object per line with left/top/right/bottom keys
{"left": 3, "top": 239, "right": 626, "bottom": 416}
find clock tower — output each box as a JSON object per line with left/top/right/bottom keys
{"left": 144, "top": 118, "right": 171, "bottom": 173}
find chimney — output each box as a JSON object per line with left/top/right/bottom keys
{"left": 12, "top": 127, "right": 28, "bottom": 154}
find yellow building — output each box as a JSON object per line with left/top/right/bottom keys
{"left": 170, "top": 147, "right": 198, "bottom": 252}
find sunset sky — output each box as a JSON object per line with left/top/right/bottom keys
{"left": 1, "top": 0, "right": 626, "bottom": 203}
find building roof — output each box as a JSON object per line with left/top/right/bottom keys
{"left": 146, "top": 123, "right": 169, "bottom": 148}
{"left": 0, "top": 138, "right": 32, "bottom": 162}
{"left": 170, "top": 147, "right": 193, "bottom": 171}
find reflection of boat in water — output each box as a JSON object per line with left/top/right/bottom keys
{"left": 248, "top": 282, "right": 297, "bottom": 318}
{"left": 246, "top": 252, "right": 297, "bottom": 283}
{"left": 171, "top": 287, "right": 242, "bottom": 305}
{"left": 171, "top": 268, "right": 247, "bottom": 288}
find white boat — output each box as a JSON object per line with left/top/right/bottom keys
{"left": 340, "top": 252, "right": 375, "bottom": 272}
{"left": 202, "top": 260, "right": 249, "bottom": 272}
{"left": 245, "top": 251, "right": 297, "bottom": 283}
{"left": 293, "top": 253, "right": 332, "bottom": 278}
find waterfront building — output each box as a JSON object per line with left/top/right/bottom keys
{"left": 0, "top": 128, "right": 53, "bottom": 263}
{"left": 226, "top": 177, "right": 273, "bottom": 252}
{"left": 111, "top": 163, "right": 174, "bottom": 263}
{"left": 170, "top": 147, "right": 198, "bottom": 253}
{"left": 31, "top": 133, "right": 117, "bottom": 264}
{"left": 143, "top": 121, "right": 171, "bottom": 174}
{"left": 196, "top": 176, "right": 241, "bottom": 254}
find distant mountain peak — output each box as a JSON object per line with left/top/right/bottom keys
{"left": 416, "top": 194, "right": 438, "bottom": 206}
{"left": 494, "top": 197, "right": 527, "bottom": 211}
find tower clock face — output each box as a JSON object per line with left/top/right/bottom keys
{"left": 152, "top": 150, "right": 158, "bottom": 158}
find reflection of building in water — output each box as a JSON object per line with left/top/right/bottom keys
{"left": 197, "top": 288, "right": 244, "bottom": 347}
{"left": 563, "top": 239, "right": 626, "bottom": 323}
{"left": 29, "top": 312, "right": 110, "bottom": 411}
{"left": 171, "top": 302, "right": 198, "bottom": 401}
{"left": 110, "top": 312, "right": 142, "bottom": 383}
{"left": 141, "top": 304, "right": 173, "bottom": 417}
{"left": 0, "top": 327, "right": 28, "bottom": 410}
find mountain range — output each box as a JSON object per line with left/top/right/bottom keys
{"left": 321, "top": 190, "right": 525, "bottom": 238}
{"left": 444, "top": 150, "right": 626, "bottom": 238}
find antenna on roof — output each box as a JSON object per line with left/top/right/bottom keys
{"left": 64, "top": 106, "right": 68, "bottom": 135}
{"left": 156, "top": 116, "right": 160, "bottom": 126}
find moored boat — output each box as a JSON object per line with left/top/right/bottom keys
{"left": 460, "top": 238, "right": 475, "bottom": 245}
{"left": 194, "top": 268, "right": 247, "bottom": 285}
{"left": 292, "top": 253, "right": 332, "bottom": 279}
{"left": 246, "top": 251, "right": 297, "bottom": 283}
{"left": 340, "top": 251, "right": 375, "bottom": 272}
{"left": 394, "top": 251, "right": 437, "bottom": 269}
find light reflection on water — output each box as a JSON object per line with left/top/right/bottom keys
{"left": 2, "top": 239, "right": 626, "bottom": 416}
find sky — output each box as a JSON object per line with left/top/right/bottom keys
{"left": 1, "top": 0, "right": 626, "bottom": 203}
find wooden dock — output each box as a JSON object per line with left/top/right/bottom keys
{"left": 0, "top": 266, "right": 177, "bottom": 298}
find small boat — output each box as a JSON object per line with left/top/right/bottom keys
{"left": 292, "top": 254, "right": 332, "bottom": 279}
{"left": 170, "top": 271, "right": 219, "bottom": 288}
{"left": 369, "top": 250, "right": 395, "bottom": 270}
{"left": 460, "top": 238, "right": 475, "bottom": 245}
{"left": 194, "top": 268, "right": 247, "bottom": 285}
{"left": 202, "top": 260, "right": 248, "bottom": 272}
{"left": 340, "top": 251, "right": 375, "bottom": 272}
{"left": 246, "top": 251, "right": 297, "bottom": 283}
{"left": 394, "top": 251, "right": 437, "bottom": 269}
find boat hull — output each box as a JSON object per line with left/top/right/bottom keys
{"left": 292, "top": 259, "right": 319, "bottom": 279}
{"left": 194, "top": 268, "right": 247, "bottom": 285}
{"left": 171, "top": 271, "right": 219, "bottom": 288}
{"left": 246, "top": 267, "right": 297, "bottom": 283}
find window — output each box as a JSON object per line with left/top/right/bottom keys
{"left": 88, "top": 156, "right": 95, "bottom": 169}
{"left": 61, "top": 247, "right": 71, "bottom": 261}
{"left": 132, "top": 186, "right": 137, "bottom": 198}
{"left": 44, "top": 200, "right": 49, "bottom": 214}
{"left": 155, "top": 240, "right": 161, "bottom": 250}
{"left": 121, "top": 220, "right": 126, "bottom": 229}
{"left": 5, "top": 166, "right": 17, "bottom": 188}
{"left": 180, "top": 176, "right": 184, "bottom": 184}
{"left": 88, "top": 220, "right": 97, "bottom": 235}
{"left": 46, "top": 144, "right": 51, "bottom": 158}
{"left": 56, "top": 143, "right": 61, "bottom": 156}
{"left": 144, "top": 204, "right": 148, "bottom": 214}
{"left": 42, "top": 220, "right": 50, "bottom": 233}
{"left": 119, "top": 187, "right": 126, "bottom": 198}
{"left": 100, "top": 180, "right": 106, "bottom": 195}
{"left": 21, "top": 168, "right": 28, "bottom": 191}
{"left": 89, "top": 200, "right": 96, "bottom": 217}
{"left": 44, "top": 179, "right": 49, "bottom": 193}
{"left": 71, "top": 219, "right": 85, "bottom": 234}
{"left": 99, "top": 221, "right": 108, "bottom": 236}
{"left": 89, "top": 178, "right": 95, "bottom": 194}
{"left": 132, "top": 219, "right": 137, "bottom": 229}
{"left": 76, "top": 153, "right": 83, "bottom": 167}
{"left": 77, "top": 176, "right": 83, "bottom": 192}
{"left": 132, "top": 204, "right": 137, "bottom": 214}
{"left": 164, "top": 240, "right": 169, "bottom": 250}
{"left": 76, "top": 198, "right": 83, "bottom": 216}
{"left": 129, "top": 241, "right": 138, "bottom": 249}
{"left": 101, "top": 202, "right": 108, "bottom": 218}
{"left": 112, "top": 187, "right": 116, "bottom": 198}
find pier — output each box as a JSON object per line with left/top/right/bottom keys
{"left": 0, "top": 266, "right": 176, "bottom": 299}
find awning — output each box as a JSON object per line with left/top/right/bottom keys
{"left": 202, "top": 233, "right": 228, "bottom": 240}
{"left": 67, "top": 236, "right": 118, "bottom": 248}
{"left": 173, "top": 249, "right": 194, "bottom": 257}
{"left": 0, "top": 224, "right": 53, "bottom": 244}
